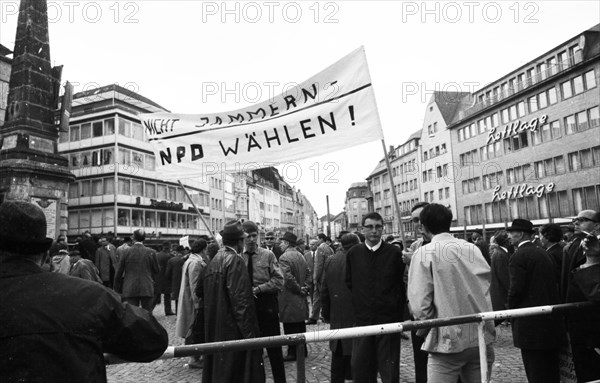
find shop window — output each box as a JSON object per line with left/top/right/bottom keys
{"left": 158, "top": 212, "right": 167, "bottom": 228}
{"left": 104, "top": 209, "right": 114, "bottom": 227}
{"left": 77, "top": 210, "right": 90, "bottom": 230}
{"left": 145, "top": 183, "right": 156, "bottom": 199}
{"left": 145, "top": 211, "right": 156, "bottom": 228}
{"left": 104, "top": 118, "right": 115, "bottom": 135}
{"left": 118, "top": 209, "right": 130, "bottom": 226}
{"left": 104, "top": 177, "right": 114, "bottom": 194}
{"left": 70, "top": 125, "right": 80, "bottom": 141}
{"left": 92, "top": 121, "right": 103, "bottom": 137}
{"left": 132, "top": 180, "right": 143, "bottom": 196}
{"left": 132, "top": 210, "right": 144, "bottom": 227}
{"left": 69, "top": 212, "right": 79, "bottom": 229}
{"left": 80, "top": 123, "right": 91, "bottom": 139}
{"left": 92, "top": 179, "right": 103, "bottom": 196}
{"left": 91, "top": 209, "right": 103, "bottom": 227}
{"left": 118, "top": 178, "right": 130, "bottom": 195}
{"left": 119, "top": 119, "right": 131, "bottom": 137}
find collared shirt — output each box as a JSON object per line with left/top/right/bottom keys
{"left": 408, "top": 232, "right": 495, "bottom": 353}
{"left": 243, "top": 247, "right": 283, "bottom": 294}
{"left": 365, "top": 240, "right": 382, "bottom": 252}
{"left": 517, "top": 240, "right": 531, "bottom": 248}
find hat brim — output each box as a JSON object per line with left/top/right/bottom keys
{"left": 506, "top": 228, "right": 535, "bottom": 233}
{"left": 0, "top": 237, "right": 53, "bottom": 255}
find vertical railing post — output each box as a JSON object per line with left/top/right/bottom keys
{"left": 296, "top": 342, "right": 306, "bottom": 383}
{"left": 478, "top": 321, "right": 489, "bottom": 383}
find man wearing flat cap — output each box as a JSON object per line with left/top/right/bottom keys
{"left": 506, "top": 218, "right": 564, "bottom": 383}
{"left": 561, "top": 209, "right": 600, "bottom": 382}
{"left": 242, "top": 220, "right": 286, "bottom": 383}
{"left": 0, "top": 201, "right": 168, "bottom": 382}
{"left": 200, "top": 220, "right": 265, "bottom": 383}
{"left": 278, "top": 231, "right": 311, "bottom": 361}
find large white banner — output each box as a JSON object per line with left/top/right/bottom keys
{"left": 141, "top": 47, "right": 383, "bottom": 179}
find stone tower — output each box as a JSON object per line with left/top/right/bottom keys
{"left": 0, "top": 0, "right": 74, "bottom": 239}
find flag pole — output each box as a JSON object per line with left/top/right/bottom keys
{"left": 177, "top": 180, "right": 215, "bottom": 238}
{"left": 380, "top": 139, "right": 405, "bottom": 241}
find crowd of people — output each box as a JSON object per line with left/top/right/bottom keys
{"left": 1, "top": 199, "right": 599, "bottom": 383}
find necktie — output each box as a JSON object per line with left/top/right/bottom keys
{"left": 247, "top": 252, "right": 254, "bottom": 283}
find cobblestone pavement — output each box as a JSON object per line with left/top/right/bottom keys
{"left": 107, "top": 304, "right": 526, "bottom": 383}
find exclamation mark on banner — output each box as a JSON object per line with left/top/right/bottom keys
{"left": 348, "top": 105, "right": 356, "bottom": 126}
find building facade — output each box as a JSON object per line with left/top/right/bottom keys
{"left": 344, "top": 182, "right": 370, "bottom": 232}
{"left": 0, "top": 44, "right": 11, "bottom": 126}
{"left": 452, "top": 24, "right": 600, "bottom": 231}
{"left": 58, "top": 84, "right": 212, "bottom": 240}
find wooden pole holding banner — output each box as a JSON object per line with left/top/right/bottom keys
{"left": 177, "top": 180, "right": 215, "bottom": 238}
{"left": 380, "top": 139, "right": 405, "bottom": 241}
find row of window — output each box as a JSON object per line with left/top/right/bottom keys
{"left": 68, "top": 177, "right": 210, "bottom": 207}
{"left": 69, "top": 208, "right": 203, "bottom": 230}
{"left": 60, "top": 117, "right": 147, "bottom": 143}
{"left": 396, "top": 178, "right": 418, "bottom": 193}
{"left": 391, "top": 159, "right": 417, "bottom": 178}
{"left": 423, "top": 144, "right": 447, "bottom": 161}
{"left": 474, "top": 47, "right": 582, "bottom": 107}
{"left": 460, "top": 146, "right": 600, "bottom": 195}
{"left": 422, "top": 189, "right": 450, "bottom": 203}
{"left": 459, "top": 69, "right": 597, "bottom": 143}
{"left": 422, "top": 164, "right": 449, "bottom": 183}
{"left": 459, "top": 106, "right": 599, "bottom": 163}
{"left": 68, "top": 147, "right": 156, "bottom": 172}
{"left": 464, "top": 184, "right": 600, "bottom": 225}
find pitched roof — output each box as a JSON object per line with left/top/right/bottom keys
{"left": 433, "top": 91, "right": 471, "bottom": 125}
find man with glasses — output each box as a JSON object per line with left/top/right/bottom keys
{"left": 345, "top": 212, "right": 405, "bottom": 383}
{"left": 402, "top": 202, "right": 429, "bottom": 383}
{"left": 562, "top": 209, "right": 600, "bottom": 382}
{"left": 263, "top": 231, "right": 283, "bottom": 260}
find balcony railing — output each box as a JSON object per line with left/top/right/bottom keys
{"left": 460, "top": 52, "right": 583, "bottom": 121}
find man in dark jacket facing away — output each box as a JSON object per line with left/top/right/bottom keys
{"left": 154, "top": 241, "right": 175, "bottom": 315}
{"left": 507, "top": 218, "right": 564, "bottom": 383}
{"left": 345, "top": 212, "right": 406, "bottom": 383}
{"left": 322, "top": 233, "right": 360, "bottom": 383}
{"left": 200, "top": 220, "right": 265, "bottom": 383}
{"left": 114, "top": 229, "right": 159, "bottom": 312}
{"left": 0, "top": 201, "right": 168, "bottom": 383}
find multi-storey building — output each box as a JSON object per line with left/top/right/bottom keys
{"left": 0, "top": 44, "right": 11, "bottom": 126}
{"left": 451, "top": 24, "right": 600, "bottom": 232}
{"left": 344, "top": 182, "right": 370, "bottom": 232}
{"left": 419, "top": 92, "right": 469, "bottom": 222}
{"left": 389, "top": 131, "right": 422, "bottom": 237}
{"left": 58, "top": 84, "right": 212, "bottom": 240}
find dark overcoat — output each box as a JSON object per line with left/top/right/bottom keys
{"left": 278, "top": 247, "right": 310, "bottom": 323}
{"left": 113, "top": 242, "right": 159, "bottom": 298}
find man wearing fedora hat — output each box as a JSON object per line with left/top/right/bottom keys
{"left": 278, "top": 231, "right": 311, "bottom": 361}
{"left": 561, "top": 209, "right": 600, "bottom": 381}
{"left": 506, "top": 218, "right": 564, "bottom": 383}
{"left": 0, "top": 201, "right": 168, "bottom": 382}
{"left": 200, "top": 220, "right": 265, "bottom": 383}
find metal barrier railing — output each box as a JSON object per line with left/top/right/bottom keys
{"left": 105, "top": 301, "right": 596, "bottom": 383}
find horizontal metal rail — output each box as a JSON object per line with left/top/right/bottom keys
{"left": 105, "top": 301, "right": 596, "bottom": 383}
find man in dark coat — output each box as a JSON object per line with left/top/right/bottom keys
{"left": 346, "top": 212, "right": 405, "bottom": 383}
{"left": 114, "top": 229, "right": 159, "bottom": 311}
{"left": 507, "top": 218, "right": 564, "bottom": 383}
{"left": 562, "top": 209, "right": 600, "bottom": 382}
{"left": 322, "top": 233, "right": 359, "bottom": 383}
{"left": 0, "top": 201, "right": 168, "bottom": 383}
{"left": 200, "top": 220, "right": 265, "bottom": 383}
{"left": 166, "top": 245, "right": 187, "bottom": 314}
{"left": 94, "top": 235, "right": 118, "bottom": 288}
{"left": 78, "top": 231, "right": 97, "bottom": 261}
{"left": 307, "top": 233, "right": 333, "bottom": 325}
{"left": 539, "top": 223, "right": 564, "bottom": 285}
{"left": 242, "top": 221, "right": 286, "bottom": 382}
{"left": 278, "top": 232, "right": 310, "bottom": 361}
{"left": 154, "top": 241, "right": 175, "bottom": 315}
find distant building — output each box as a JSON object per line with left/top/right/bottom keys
{"left": 57, "top": 84, "right": 212, "bottom": 240}
{"left": 344, "top": 182, "right": 370, "bottom": 232}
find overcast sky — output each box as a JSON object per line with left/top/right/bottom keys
{"left": 1, "top": 1, "right": 599, "bottom": 216}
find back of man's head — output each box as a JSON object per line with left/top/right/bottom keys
{"left": 133, "top": 229, "right": 145, "bottom": 242}
{"left": 411, "top": 201, "right": 429, "bottom": 213}
{"left": 420, "top": 203, "right": 452, "bottom": 235}
{"left": 191, "top": 239, "right": 208, "bottom": 253}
